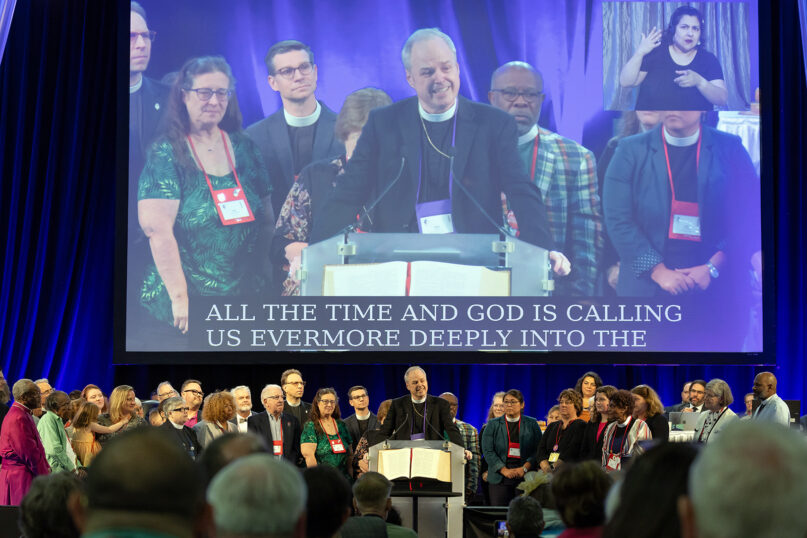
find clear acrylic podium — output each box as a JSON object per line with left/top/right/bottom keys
{"left": 299, "top": 232, "right": 553, "bottom": 296}
{"left": 369, "top": 439, "right": 465, "bottom": 537}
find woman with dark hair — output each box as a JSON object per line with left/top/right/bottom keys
{"left": 582, "top": 385, "right": 617, "bottom": 461}
{"left": 603, "top": 443, "right": 698, "bottom": 538}
{"left": 481, "top": 389, "right": 543, "bottom": 506}
{"left": 619, "top": 6, "right": 727, "bottom": 110}
{"left": 600, "top": 389, "right": 650, "bottom": 472}
{"left": 537, "top": 389, "right": 586, "bottom": 473}
{"left": 301, "top": 388, "right": 353, "bottom": 480}
{"left": 272, "top": 87, "right": 393, "bottom": 295}
{"left": 631, "top": 384, "right": 669, "bottom": 442}
{"left": 552, "top": 461, "right": 612, "bottom": 538}
{"left": 574, "top": 371, "right": 603, "bottom": 422}
{"left": 193, "top": 391, "right": 237, "bottom": 449}
{"left": 138, "top": 56, "right": 272, "bottom": 336}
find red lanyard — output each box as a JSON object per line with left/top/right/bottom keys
{"left": 529, "top": 132, "right": 540, "bottom": 180}
{"left": 662, "top": 128, "right": 702, "bottom": 202}
{"left": 505, "top": 416, "right": 521, "bottom": 445}
{"left": 187, "top": 129, "right": 245, "bottom": 196}
{"left": 321, "top": 418, "right": 346, "bottom": 452}
{"left": 609, "top": 417, "right": 632, "bottom": 455}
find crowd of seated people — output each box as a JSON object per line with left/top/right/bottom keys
{"left": 0, "top": 366, "right": 804, "bottom": 537}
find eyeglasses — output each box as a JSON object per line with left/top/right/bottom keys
{"left": 184, "top": 88, "right": 232, "bottom": 102}
{"left": 503, "top": 400, "right": 521, "bottom": 405}
{"left": 274, "top": 62, "right": 313, "bottom": 80}
{"left": 286, "top": 381, "right": 306, "bottom": 387}
{"left": 319, "top": 399, "right": 337, "bottom": 406}
{"left": 490, "top": 88, "right": 543, "bottom": 102}
{"left": 351, "top": 394, "right": 368, "bottom": 400}
{"left": 265, "top": 395, "right": 283, "bottom": 401}
{"left": 130, "top": 31, "right": 157, "bottom": 44}
{"left": 171, "top": 407, "right": 190, "bottom": 413}
{"left": 183, "top": 389, "right": 204, "bottom": 396}
{"left": 158, "top": 392, "right": 177, "bottom": 398}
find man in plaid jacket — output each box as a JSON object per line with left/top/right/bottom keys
{"left": 490, "top": 61, "right": 603, "bottom": 296}
{"left": 439, "top": 392, "right": 480, "bottom": 500}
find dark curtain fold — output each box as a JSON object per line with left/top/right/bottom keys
{"left": 0, "top": 0, "right": 804, "bottom": 426}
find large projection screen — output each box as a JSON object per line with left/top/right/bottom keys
{"left": 118, "top": 0, "right": 767, "bottom": 363}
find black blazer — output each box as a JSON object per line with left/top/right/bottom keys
{"left": 245, "top": 101, "right": 343, "bottom": 217}
{"left": 603, "top": 125, "right": 759, "bottom": 296}
{"left": 158, "top": 421, "right": 201, "bottom": 460}
{"left": 311, "top": 96, "right": 554, "bottom": 250}
{"left": 344, "top": 412, "right": 380, "bottom": 451}
{"left": 581, "top": 420, "right": 613, "bottom": 461}
{"left": 378, "top": 395, "right": 463, "bottom": 447}
{"left": 644, "top": 413, "right": 669, "bottom": 443}
{"left": 537, "top": 419, "right": 586, "bottom": 465}
{"left": 247, "top": 411, "right": 302, "bottom": 466}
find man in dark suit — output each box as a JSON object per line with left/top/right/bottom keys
{"left": 378, "top": 366, "right": 463, "bottom": 447}
{"left": 158, "top": 397, "right": 201, "bottom": 461}
{"left": 228, "top": 385, "right": 255, "bottom": 433}
{"left": 343, "top": 385, "right": 380, "bottom": 451}
{"left": 128, "top": 2, "right": 168, "bottom": 321}
{"left": 664, "top": 381, "right": 692, "bottom": 415}
{"left": 248, "top": 384, "right": 302, "bottom": 467}
{"left": 311, "top": 28, "right": 570, "bottom": 277}
{"left": 245, "top": 40, "right": 344, "bottom": 218}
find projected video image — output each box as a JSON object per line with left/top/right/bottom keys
{"left": 124, "top": 0, "right": 762, "bottom": 355}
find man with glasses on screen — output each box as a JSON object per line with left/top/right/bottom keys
{"left": 246, "top": 40, "right": 344, "bottom": 219}
{"left": 280, "top": 369, "right": 312, "bottom": 427}
{"left": 489, "top": 61, "right": 602, "bottom": 296}
{"left": 311, "top": 28, "right": 570, "bottom": 278}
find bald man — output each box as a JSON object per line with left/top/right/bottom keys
{"left": 751, "top": 372, "right": 791, "bottom": 426}
{"left": 489, "top": 61, "right": 602, "bottom": 296}
{"left": 439, "top": 392, "right": 479, "bottom": 498}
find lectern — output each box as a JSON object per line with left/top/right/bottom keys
{"left": 299, "top": 232, "right": 553, "bottom": 296}
{"left": 369, "top": 440, "right": 465, "bottom": 537}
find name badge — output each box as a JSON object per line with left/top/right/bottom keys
{"left": 329, "top": 438, "right": 346, "bottom": 454}
{"left": 212, "top": 187, "right": 255, "bottom": 226}
{"left": 273, "top": 440, "right": 283, "bottom": 456}
{"left": 669, "top": 200, "right": 701, "bottom": 241}
{"left": 606, "top": 453, "right": 621, "bottom": 471}
{"left": 548, "top": 452, "right": 560, "bottom": 463}
{"left": 416, "top": 199, "right": 454, "bottom": 234}
{"left": 507, "top": 442, "right": 521, "bottom": 458}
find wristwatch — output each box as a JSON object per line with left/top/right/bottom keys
{"left": 522, "top": 465, "right": 529, "bottom": 474}
{"left": 706, "top": 261, "right": 719, "bottom": 279}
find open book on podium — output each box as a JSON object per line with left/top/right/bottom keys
{"left": 300, "top": 232, "right": 552, "bottom": 296}
{"left": 377, "top": 446, "right": 452, "bottom": 482}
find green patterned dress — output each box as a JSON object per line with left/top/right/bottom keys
{"left": 301, "top": 418, "right": 353, "bottom": 480}
{"left": 137, "top": 131, "right": 272, "bottom": 325}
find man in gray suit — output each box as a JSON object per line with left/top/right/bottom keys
{"left": 246, "top": 40, "right": 344, "bottom": 218}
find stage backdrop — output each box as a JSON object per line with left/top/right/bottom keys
{"left": 0, "top": 0, "right": 803, "bottom": 424}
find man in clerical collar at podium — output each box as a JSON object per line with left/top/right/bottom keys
{"left": 377, "top": 366, "right": 464, "bottom": 447}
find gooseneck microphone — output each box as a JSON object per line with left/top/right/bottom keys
{"left": 340, "top": 149, "right": 407, "bottom": 238}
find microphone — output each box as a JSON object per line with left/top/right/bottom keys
{"left": 423, "top": 411, "right": 453, "bottom": 451}
{"left": 447, "top": 147, "right": 515, "bottom": 239}
{"left": 383, "top": 413, "right": 411, "bottom": 449}
{"left": 340, "top": 150, "right": 407, "bottom": 238}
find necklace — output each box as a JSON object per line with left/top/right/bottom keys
{"left": 420, "top": 115, "right": 452, "bottom": 159}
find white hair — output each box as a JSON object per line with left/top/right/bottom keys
{"left": 231, "top": 385, "right": 251, "bottom": 397}
{"left": 401, "top": 28, "right": 456, "bottom": 71}
{"left": 403, "top": 366, "right": 426, "bottom": 384}
{"left": 689, "top": 420, "right": 807, "bottom": 538}
{"left": 12, "top": 379, "right": 36, "bottom": 401}
{"left": 260, "top": 384, "right": 283, "bottom": 401}
{"left": 207, "top": 453, "right": 306, "bottom": 537}
{"left": 34, "top": 378, "right": 49, "bottom": 386}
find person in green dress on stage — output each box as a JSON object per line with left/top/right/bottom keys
{"left": 301, "top": 388, "right": 353, "bottom": 480}
{"left": 137, "top": 56, "right": 272, "bottom": 338}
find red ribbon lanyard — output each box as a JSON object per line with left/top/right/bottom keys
{"left": 662, "top": 128, "right": 701, "bottom": 203}
{"left": 609, "top": 417, "right": 632, "bottom": 455}
{"left": 273, "top": 416, "right": 284, "bottom": 455}
{"left": 323, "top": 418, "right": 346, "bottom": 454}
{"left": 529, "top": 132, "right": 540, "bottom": 180}
{"left": 188, "top": 129, "right": 245, "bottom": 194}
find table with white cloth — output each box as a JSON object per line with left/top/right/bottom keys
{"left": 717, "top": 111, "right": 761, "bottom": 176}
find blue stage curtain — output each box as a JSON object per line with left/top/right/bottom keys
{"left": 0, "top": 0, "right": 804, "bottom": 428}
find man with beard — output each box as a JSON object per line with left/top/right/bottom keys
{"left": 229, "top": 385, "right": 255, "bottom": 433}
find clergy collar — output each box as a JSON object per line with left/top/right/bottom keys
{"left": 418, "top": 100, "right": 457, "bottom": 122}
{"left": 664, "top": 126, "right": 700, "bottom": 147}
{"left": 284, "top": 101, "right": 321, "bottom": 127}
{"left": 518, "top": 124, "right": 539, "bottom": 146}
{"left": 286, "top": 400, "right": 301, "bottom": 407}
{"left": 617, "top": 416, "right": 632, "bottom": 427}
{"left": 506, "top": 415, "right": 521, "bottom": 422}
{"left": 129, "top": 75, "right": 143, "bottom": 94}
{"left": 411, "top": 396, "right": 427, "bottom": 404}
{"left": 355, "top": 410, "right": 371, "bottom": 420}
